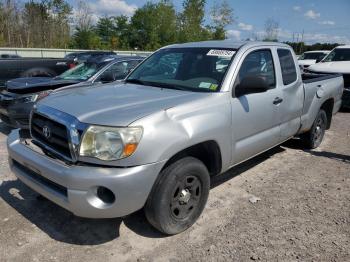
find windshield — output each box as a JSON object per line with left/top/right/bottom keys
{"left": 299, "top": 52, "right": 327, "bottom": 61}
{"left": 126, "top": 47, "right": 236, "bottom": 92}
{"left": 58, "top": 62, "right": 106, "bottom": 81}
{"left": 323, "top": 48, "right": 350, "bottom": 62}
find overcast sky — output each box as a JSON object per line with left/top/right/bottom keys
{"left": 67, "top": 0, "right": 350, "bottom": 44}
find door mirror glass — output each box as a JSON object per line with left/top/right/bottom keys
{"left": 97, "top": 60, "right": 142, "bottom": 83}
{"left": 234, "top": 49, "right": 276, "bottom": 97}
{"left": 235, "top": 75, "right": 269, "bottom": 96}
{"left": 99, "top": 72, "right": 115, "bottom": 83}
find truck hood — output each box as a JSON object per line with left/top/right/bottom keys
{"left": 308, "top": 61, "right": 350, "bottom": 74}
{"left": 6, "top": 77, "right": 81, "bottom": 94}
{"left": 39, "top": 83, "right": 209, "bottom": 126}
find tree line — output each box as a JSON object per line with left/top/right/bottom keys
{"left": 285, "top": 42, "right": 339, "bottom": 55}
{"left": 0, "top": 0, "right": 234, "bottom": 50}
{"left": 0, "top": 0, "right": 71, "bottom": 48}
{"left": 0, "top": 0, "right": 340, "bottom": 52}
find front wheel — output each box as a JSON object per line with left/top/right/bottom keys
{"left": 301, "top": 109, "right": 327, "bottom": 149}
{"left": 145, "top": 157, "right": 210, "bottom": 235}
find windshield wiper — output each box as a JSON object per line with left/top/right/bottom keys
{"left": 125, "top": 78, "right": 197, "bottom": 92}
{"left": 125, "top": 79, "right": 187, "bottom": 90}
{"left": 145, "top": 81, "right": 189, "bottom": 91}
{"left": 124, "top": 79, "right": 147, "bottom": 86}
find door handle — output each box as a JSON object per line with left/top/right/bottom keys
{"left": 273, "top": 97, "right": 283, "bottom": 105}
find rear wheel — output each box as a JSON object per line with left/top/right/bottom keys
{"left": 145, "top": 157, "right": 210, "bottom": 235}
{"left": 301, "top": 109, "right": 327, "bottom": 149}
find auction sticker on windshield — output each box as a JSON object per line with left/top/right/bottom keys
{"left": 207, "top": 49, "right": 236, "bottom": 57}
{"left": 199, "top": 82, "right": 219, "bottom": 91}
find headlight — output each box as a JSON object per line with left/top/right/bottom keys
{"left": 20, "top": 94, "right": 38, "bottom": 103}
{"left": 19, "top": 90, "right": 52, "bottom": 103}
{"left": 79, "top": 126, "right": 143, "bottom": 161}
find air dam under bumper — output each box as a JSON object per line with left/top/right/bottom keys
{"left": 7, "top": 130, "right": 166, "bottom": 218}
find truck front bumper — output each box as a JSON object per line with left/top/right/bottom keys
{"left": 7, "top": 130, "right": 165, "bottom": 218}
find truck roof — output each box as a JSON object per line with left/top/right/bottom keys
{"left": 164, "top": 40, "right": 291, "bottom": 50}
{"left": 336, "top": 45, "right": 350, "bottom": 49}
{"left": 304, "top": 50, "right": 330, "bottom": 53}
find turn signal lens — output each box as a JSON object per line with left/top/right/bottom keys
{"left": 123, "top": 143, "right": 138, "bottom": 157}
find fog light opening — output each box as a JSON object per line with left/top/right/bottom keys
{"left": 96, "top": 186, "right": 115, "bottom": 204}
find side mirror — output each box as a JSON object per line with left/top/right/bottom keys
{"left": 315, "top": 58, "right": 322, "bottom": 63}
{"left": 99, "top": 72, "right": 115, "bottom": 83}
{"left": 235, "top": 75, "right": 270, "bottom": 97}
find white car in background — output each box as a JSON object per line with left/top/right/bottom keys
{"left": 307, "top": 45, "right": 350, "bottom": 108}
{"left": 298, "top": 50, "right": 330, "bottom": 70}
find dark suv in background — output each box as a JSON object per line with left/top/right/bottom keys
{"left": 0, "top": 55, "right": 143, "bottom": 128}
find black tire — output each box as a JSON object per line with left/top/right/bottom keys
{"left": 301, "top": 109, "right": 327, "bottom": 149}
{"left": 145, "top": 157, "right": 210, "bottom": 235}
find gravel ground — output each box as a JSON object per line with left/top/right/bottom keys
{"left": 0, "top": 111, "right": 349, "bottom": 262}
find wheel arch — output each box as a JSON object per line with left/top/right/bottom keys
{"left": 161, "top": 140, "right": 223, "bottom": 177}
{"left": 320, "top": 98, "right": 334, "bottom": 129}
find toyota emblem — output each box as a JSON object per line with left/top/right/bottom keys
{"left": 42, "top": 125, "right": 51, "bottom": 139}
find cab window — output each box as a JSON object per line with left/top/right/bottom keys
{"left": 277, "top": 49, "right": 297, "bottom": 85}
{"left": 234, "top": 49, "right": 276, "bottom": 93}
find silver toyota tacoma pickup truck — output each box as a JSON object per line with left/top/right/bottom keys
{"left": 7, "top": 41, "right": 343, "bottom": 235}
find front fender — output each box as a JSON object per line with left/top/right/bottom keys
{"left": 115, "top": 93, "right": 233, "bottom": 170}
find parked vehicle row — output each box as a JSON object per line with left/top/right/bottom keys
{"left": 0, "top": 57, "right": 76, "bottom": 90}
{"left": 305, "top": 45, "right": 350, "bottom": 108}
{"left": 0, "top": 55, "right": 143, "bottom": 128}
{"left": 298, "top": 50, "right": 330, "bottom": 70}
{"left": 0, "top": 51, "right": 120, "bottom": 90}
{"left": 6, "top": 41, "right": 343, "bottom": 235}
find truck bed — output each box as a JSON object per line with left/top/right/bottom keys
{"left": 302, "top": 72, "right": 343, "bottom": 83}
{"left": 0, "top": 58, "right": 74, "bottom": 90}
{"left": 299, "top": 73, "right": 343, "bottom": 134}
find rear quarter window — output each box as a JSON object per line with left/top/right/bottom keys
{"left": 277, "top": 49, "right": 297, "bottom": 85}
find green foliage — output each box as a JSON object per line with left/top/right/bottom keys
{"left": 210, "top": 0, "right": 234, "bottom": 40}
{"left": 1, "top": 0, "right": 237, "bottom": 50}
{"left": 96, "top": 17, "right": 116, "bottom": 45}
{"left": 70, "top": 28, "right": 102, "bottom": 50}
{"left": 10, "top": 0, "right": 341, "bottom": 53}
{"left": 114, "top": 16, "right": 131, "bottom": 49}
{"left": 129, "top": 1, "right": 177, "bottom": 50}
{"left": 285, "top": 41, "right": 339, "bottom": 55}
{"left": 1, "top": 0, "right": 71, "bottom": 48}
{"left": 178, "top": 0, "right": 209, "bottom": 42}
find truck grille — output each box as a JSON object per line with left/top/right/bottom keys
{"left": 31, "top": 113, "right": 72, "bottom": 159}
{"left": 343, "top": 74, "right": 350, "bottom": 88}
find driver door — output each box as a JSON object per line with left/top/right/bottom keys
{"left": 231, "top": 48, "right": 282, "bottom": 165}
